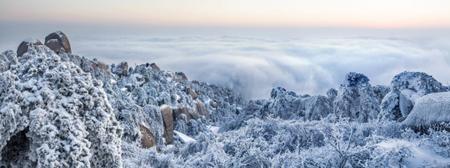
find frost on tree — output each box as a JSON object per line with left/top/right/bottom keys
{"left": 0, "top": 50, "right": 18, "bottom": 72}
{"left": 267, "top": 87, "right": 304, "bottom": 119}
{"left": 0, "top": 44, "right": 122, "bottom": 167}
{"left": 333, "top": 72, "right": 380, "bottom": 122}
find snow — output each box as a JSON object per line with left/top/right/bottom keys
{"left": 377, "top": 139, "right": 450, "bottom": 167}
{"left": 400, "top": 89, "right": 420, "bottom": 103}
{"left": 160, "top": 104, "right": 171, "bottom": 110}
{"left": 47, "top": 39, "right": 59, "bottom": 43}
{"left": 174, "top": 131, "right": 196, "bottom": 143}
{"left": 208, "top": 126, "right": 220, "bottom": 134}
{"left": 403, "top": 92, "right": 450, "bottom": 126}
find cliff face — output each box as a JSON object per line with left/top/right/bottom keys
{"left": 0, "top": 32, "right": 449, "bottom": 167}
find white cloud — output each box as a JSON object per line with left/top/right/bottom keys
{"left": 68, "top": 35, "right": 450, "bottom": 99}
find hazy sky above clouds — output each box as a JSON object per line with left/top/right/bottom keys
{"left": 1, "top": 0, "right": 450, "bottom": 28}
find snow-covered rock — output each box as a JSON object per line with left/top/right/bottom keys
{"left": 333, "top": 72, "right": 380, "bottom": 122}
{"left": 402, "top": 92, "right": 450, "bottom": 129}
{"left": 267, "top": 87, "right": 304, "bottom": 119}
{"left": 174, "top": 72, "right": 188, "bottom": 82}
{"left": 16, "top": 39, "right": 43, "bottom": 57}
{"left": 380, "top": 71, "right": 448, "bottom": 121}
{"left": 232, "top": 87, "right": 333, "bottom": 122}
{"left": 149, "top": 63, "right": 160, "bottom": 71}
{"left": 111, "top": 62, "right": 129, "bottom": 77}
{"left": 372, "top": 85, "right": 390, "bottom": 103}
{"left": 65, "top": 55, "right": 111, "bottom": 81}
{"left": 174, "top": 131, "right": 197, "bottom": 143}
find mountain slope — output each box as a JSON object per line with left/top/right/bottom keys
{"left": 0, "top": 32, "right": 449, "bottom": 168}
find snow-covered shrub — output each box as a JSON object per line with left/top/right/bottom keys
{"left": 0, "top": 50, "right": 17, "bottom": 72}
{"left": 0, "top": 45, "right": 122, "bottom": 167}
{"left": 333, "top": 72, "right": 380, "bottom": 122}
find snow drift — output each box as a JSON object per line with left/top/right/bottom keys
{"left": 403, "top": 92, "right": 450, "bottom": 128}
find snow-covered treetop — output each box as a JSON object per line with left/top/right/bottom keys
{"left": 343, "top": 72, "right": 370, "bottom": 87}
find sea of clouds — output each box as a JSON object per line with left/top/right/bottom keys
{"left": 73, "top": 34, "right": 450, "bottom": 99}
{"left": 1, "top": 25, "right": 450, "bottom": 99}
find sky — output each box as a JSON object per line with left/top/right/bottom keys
{"left": 1, "top": 0, "right": 450, "bottom": 28}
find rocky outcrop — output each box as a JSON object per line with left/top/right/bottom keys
{"left": 333, "top": 72, "right": 380, "bottom": 122}
{"left": 195, "top": 101, "right": 208, "bottom": 116}
{"left": 16, "top": 39, "right": 43, "bottom": 57}
{"left": 174, "top": 72, "right": 188, "bottom": 82}
{"left": 150, "top": 63, "right": 160, "bottom": 71}
{"left": 139, "top": 124, "right": 156, "bottom": 148}
{"left": 380, "top": 72, "right": 448, "bottom": 121}
{"left": 173, "top": 106, "right": 195, "bottom": 120}
{"left": 103, "top": 54, "right": 236, "bottom": 143}
{"left": 112, "top": 62, "right": 129, "bottom": 77}
{"left": 44, "top": 31, "right": 72, "bottom": 54}
{"left": 240, "top": 87, "right": 333, "bottom": 121}
{"left": 266, "top": 87, "right": 304, "bottom": 119}
{"left": 64, "top": 55, "right": 111, "bottom": 81}
{"left": 161, "top": 105, "right": 174, "bottom": 144}
{"left": 186, "top": 87, "right": 198, "bottom": 99}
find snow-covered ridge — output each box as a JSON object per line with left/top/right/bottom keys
{"left": 1, "top": 31, "right": 243, "bottom": 167}
{"left": 1, "top": 31, "right": 449, "bottom": 167}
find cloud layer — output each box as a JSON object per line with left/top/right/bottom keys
{"left": 68, "top": 35, "right": 450, "bottom": 99}
{"left": 1, "top": 27, "right": 449, "bottom": 99}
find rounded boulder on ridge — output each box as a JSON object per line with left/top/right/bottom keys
{"left": 44, "top": 31, "right": 72, "bottom": 54}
